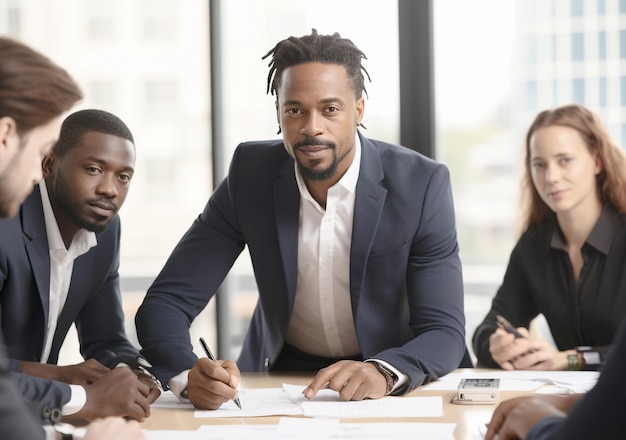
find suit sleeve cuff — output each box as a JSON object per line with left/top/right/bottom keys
{"left": 168, "top": 369, "right": 191, "bottom": 402}
{"left": 61, "top": 385, "right": 86, "bottom": 416}
{"left": 365, "top": 359, "right": 408, "bottom": 394}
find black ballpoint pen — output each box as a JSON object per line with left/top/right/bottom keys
{"left": 199, "top": 337, "right": 242, "bottom": 409}
{"left": 496, "top": 315, "right": 524, "bottom": 338}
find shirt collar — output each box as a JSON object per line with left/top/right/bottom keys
{"left": 39, "top": 180, "right": 97, "bottom": 255}
{"left": 294, "top": 132, "right": 362, "bottom": 197}
{"left": 550, "top": 205, "right": 622, "bottom": 255}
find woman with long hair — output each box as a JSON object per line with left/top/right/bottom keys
{"left": 473, "top": 103, "right": 626, "bottom": 371}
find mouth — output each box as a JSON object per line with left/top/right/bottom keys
{"left": 547, "top": 189, "right": 567, "bottom": 199}
{"left": 88, "top": 202, "right": 116, "bottom": 217}
{"left": 296, "top": 145, "right": 331, "bottom": 159}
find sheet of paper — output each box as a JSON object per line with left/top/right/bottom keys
{"left": 301, "top": 396, "right": 443, "bottom": 418}
{"left": 186, "top": 383, "right": 444, "bottom": 419}
{"left": 145, "top": 421, "right": 455, "bottom": 440}
{"left": 421, "top": 370, "right": 599, "bottom": 393}
{"left": 151, "top": 390, "right": 193, "bottom": 409}
{"left": 282, "top": 383, "right": 344, "bottom": 402}
{"left": 193, "top": 418, "right": 456, "bottom": 439}
{"left": 144, "top": 430, "right": 204, "bottom": 440}
{"left": 194, "top": 388, "right": 302, "bottom": 418}
{"left": 283, "top": 382, "right": 444, "bottom": 418}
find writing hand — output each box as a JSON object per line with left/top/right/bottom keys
{"left": 71, "top": 367, "right": 152, "bottom": 421}
{"left": 489, "top": 328, "right": 536, "bottom": 369}
{"left": 490, "top": 328, "right": 570, "bottom": 370}
{"left": 187, "top": 358, "right": 240, "bottom": 410}
{"left": 20, "top": 358, "right": 110, "bottom": 385}
{"left": 303, "top": 360, "right": 387, "bottom": 401}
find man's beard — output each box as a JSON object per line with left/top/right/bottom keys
{"left": 51, "top": 174, "right": 111, "bottom": 233}
{"left": 296, "top": 152, "right": 339, "bottom": 181}
{"left": 293, "top": 138, "right": 352, "bottom": 182}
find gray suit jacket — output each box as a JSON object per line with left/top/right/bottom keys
{"left": 0, "top": 335, "right": 48, "bottom": 438}
{"left": 137, "top": 134, "right": 466, "bottom": 394}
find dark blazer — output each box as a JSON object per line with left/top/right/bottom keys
{"left": 137, "top": 134, "right": 466, "bottom": 394}
{"left": 0, "top": 184, "right": 139, "bottom": 370}
{"left": 0, "top": 335, "right": 50, "bottom": 438}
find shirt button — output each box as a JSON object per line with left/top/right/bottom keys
{"left": 264, "top": 357, "right": 270, "bottom": 368}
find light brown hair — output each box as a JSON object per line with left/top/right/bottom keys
{"left": 520, "top": 103, "right": 626, "bottom": 231}
{"left": 0, "top": 37, "right": 82, "bottom": 135}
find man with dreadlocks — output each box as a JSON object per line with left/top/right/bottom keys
{"left": 136, "top": 29, "right": 466, "bottom": 409}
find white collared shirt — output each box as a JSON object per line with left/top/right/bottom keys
{"left": 38, "top": 180, "right": 96, "bottom": 364}
{"left": 169, "top": 133, "right": 406, "bottom": 397}
{"left": 285, "top": 134, "right": 362, "bottom": 357}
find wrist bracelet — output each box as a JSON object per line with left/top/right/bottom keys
{"left": 575, "top": 346, "right": 602, "bottom": 370}
{"left": 567, "top": 353, "right": 580, "bottom": 371}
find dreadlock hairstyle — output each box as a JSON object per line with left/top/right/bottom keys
{"left": 519, "top": 103, "right": 626, "bottom": 233}
{"left": 262, "top": 28, "right": 371, "bottom": 100}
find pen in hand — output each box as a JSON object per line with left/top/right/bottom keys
{"left": 496, "top": 315, "right": 525, "bottom": 338}
{"left": 199, "top": 337, "right": 242, "bottom": 409}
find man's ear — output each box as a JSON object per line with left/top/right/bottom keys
{"left": 0, "top": 116, "right": 18, "bottom": 159}
{"left": 41, "top": 153, "right": 56, "bottom": 178}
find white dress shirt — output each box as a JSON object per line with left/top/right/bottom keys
{"left": 39, "top": 180, "right": 96, "bottom": 414}
{"left": 169, "top": 133, "right": 406, "bottom": 397}
{"left": 285, "top": 135, "right": 362, "bottom": 357}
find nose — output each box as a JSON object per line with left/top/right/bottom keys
{"left": 31, "top": 161, "right": 43, "bottom": 186}
{"left": 300, "top": 112, "right": 324, "bottom": 137}
{"left": 97, "top": 173, "right": 118, "bottom": 197}
{"left": 544, "top": 163, "right": 560, "bottom": 183}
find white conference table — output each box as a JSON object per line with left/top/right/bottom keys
{"left": 140, "top": 368, "right": 529, "bottom": 439}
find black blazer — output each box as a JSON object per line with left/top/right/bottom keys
{"left": 0, "top": 335, "right": 50, "bottom": 438}
{"left": 0, "top": 184, "right": 139, "bottom": 370}
{"left": 137, "top": 134, "right": 466, "bottom": 393}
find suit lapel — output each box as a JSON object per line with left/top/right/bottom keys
{"left": 350, "top": 136, "right": 387, "bottom": 312}
{"left": 273, "top": 158, "right": 300, "bottom": 312}
{"left": 22, "top": 186, "right": 52, "bottom": 329}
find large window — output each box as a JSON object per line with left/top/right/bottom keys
{"left": 436, "top": 0, "right": 626, "bottom": 356}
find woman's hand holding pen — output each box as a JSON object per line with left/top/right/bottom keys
{"left": 187, "top": 357, "right": 241, "bottom": 410}
{"left": 490, "top": 327, "right": 571, "bottom": 370}
{"left": 490, "top": 326, "right": 534, "bottom": 369}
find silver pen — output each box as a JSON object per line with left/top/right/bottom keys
{"left": 199, "top": 337, "right": 241, "bottom": 409}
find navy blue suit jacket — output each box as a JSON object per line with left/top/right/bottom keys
{"left": 0, "top": 335, "right": 49, "bottom": 438}
{"left": 0, "top": 185, "right": 139, "bottom": 410}
{"left": 137, "top": 134, "right": 466, "bottom": 394}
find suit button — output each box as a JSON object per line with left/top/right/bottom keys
{"left": 264, "top": 357, "right": 270, "bottom": 368}
{"left": 42, "top": 405, "right": 51, "bottom": 421}
{"left": 50, "top": 407, "right": 62, "bottom": 423}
